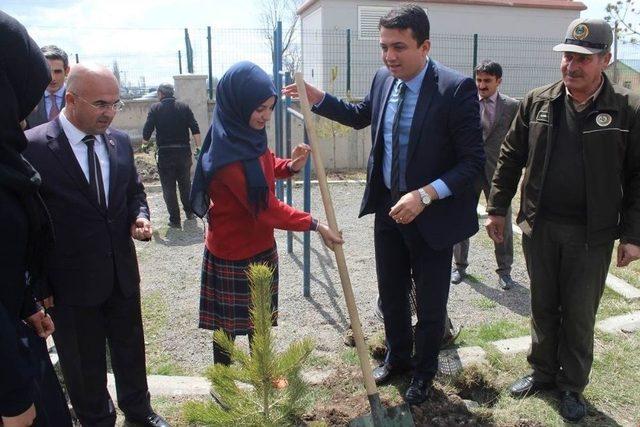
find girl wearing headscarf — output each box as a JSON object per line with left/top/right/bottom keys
{"left": 0, "top": 11, "right": 72, "bottom": 426}
{"left": 190, "top": 61, "right": 342, "bottom": 364}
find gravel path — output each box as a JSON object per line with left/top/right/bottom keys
{"left": 135, "top": 182, "right": 531, "bottom": 376}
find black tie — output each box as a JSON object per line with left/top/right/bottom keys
{"left": 390, "top": 81, "right": 407, "bottom": 201}
{"left": 82, "top": 135, "right": 106, "bottom": 209}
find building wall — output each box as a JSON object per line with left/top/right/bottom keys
{"left": 111, "top": 99, "right": 155, "bottom": 142}
{"left": 301, "top": 1, "right": 578, "bottom": 98}
{"left": 605, "top": 63, "right": 640, "bottom": 92}
{"left": 111, "top": 75, "right": 370, "bottom": 170}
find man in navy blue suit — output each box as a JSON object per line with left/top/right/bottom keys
{"left": 24, "top": 64, "right": 169, "bottom": 427}
{"left": 284, "top": 4, "right": 484, "bottom": 404}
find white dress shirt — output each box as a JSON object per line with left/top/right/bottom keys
{"left": 59, "top": 109, "right": 110, "bottom": 205}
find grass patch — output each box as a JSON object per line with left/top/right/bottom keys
{"left": 473, "top": 297, "right": 497, "bottom": 310}
{"left": 458, "top": 319, "right": 530, "bottom": 348}
{"left": 340, "top": 347, "right": 359, "bottom": 366}
{"left": 141, "top": 289, "right": 187, "bottom": 375}
{"left": 483, "top": 330, "right": 640, "bottom": 425}
{"left": 452, "top": 325, "right": 640, "bottom": 425}
{"left": 116, "top": 395, "right": 197, "bottom": 426}
{"left": 597, "top": 286, "right": 640, "bottom": 320}
{"left": 587, "top": 331, "right": 640, "bottom": 424}
{"left": 306, "top": 352, "right": 333, "bottom": 369}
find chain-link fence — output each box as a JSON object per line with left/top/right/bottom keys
{"left": 28, "top": 24, "right": 640, "bottom": 101}
{"left": 294, "top": 30, "right": 640, "bottom": 100}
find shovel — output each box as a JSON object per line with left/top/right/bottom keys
{"left": 294, "top": 73, "right": 414, "bottom": 427}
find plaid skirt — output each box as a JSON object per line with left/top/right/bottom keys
{"left": 198, "top": 245, "right": 279, "bottom": 335}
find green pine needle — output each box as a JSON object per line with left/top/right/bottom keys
{"left": 184, "top": 263, "right": 315, "bottom": 426}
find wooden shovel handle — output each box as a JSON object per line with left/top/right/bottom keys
{"left": 294, "top": 73, "right": 378, "bottom": 396}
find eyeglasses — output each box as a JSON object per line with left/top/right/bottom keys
{"left": 70, "top": 92, "right": 125, "bottom": 112}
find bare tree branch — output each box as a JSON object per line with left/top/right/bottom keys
{"left": 606, "top": 0, "right": 640, "bottom": 43}
{"left": 257, "top": 0, "right": 302, "bottom": 66}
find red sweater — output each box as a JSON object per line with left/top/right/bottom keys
{"left": 206, "top": 149, "right": 313, "bottom": 260}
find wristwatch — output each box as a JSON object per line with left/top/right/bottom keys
{"left": 417, "top": 187, "right": 432, "bottom": 207}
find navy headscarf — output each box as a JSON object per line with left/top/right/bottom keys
{"left": 190, "top": 61, "right": 277, "bottom": 217}
{"left": 0, "top": 11, "right": 54, "bottom": 299}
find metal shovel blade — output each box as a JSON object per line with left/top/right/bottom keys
{"left": 349, "top": 394, "right": 414, "bottom": 427}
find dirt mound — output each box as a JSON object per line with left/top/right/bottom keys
{"left": 134, "top": 151, "right": 159, "bottom": 183}
{"left": 302, "top": 365, "right": 495, "bottom": 426}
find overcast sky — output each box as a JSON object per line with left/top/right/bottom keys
{"left": 0, "top": 0, "right": 627, "bottom": 87}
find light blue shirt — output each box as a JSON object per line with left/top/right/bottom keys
{"left": 382, "top": 60, "right": 451, "bottom": 198}
{"left": 44, "top": 84, "right": 65, "bottom": 117}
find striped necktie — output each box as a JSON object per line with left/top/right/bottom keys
{"left": 390, "top": 81, "right": 407, "bottom": 201}
{"left": 48, "top": 93, "right": 60, "bottom": 121}
{"left": 82, "top": 135, "right": 107, "bottom": 209}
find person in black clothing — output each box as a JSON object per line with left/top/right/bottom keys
{"left": 0, "top": 11, "right": 72, "bottom": 426}
{"left": 142, "top": 83, "right": 201, "bottom": 227}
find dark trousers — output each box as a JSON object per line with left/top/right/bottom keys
{"left": 523, "top": 219, "right": 613, "bottom": 393}
{"left": 453, "top": 182, "right": 513, "bottom": 276}
{"left": 158, "top": 148, "right": 192, "bottom": 225}
{"left": 375, "top": 190, "right": 453, "bottom": 382}
{"left": 17, "top": 323, "right": 72, "bottom": 427}
{"left": 50, "top": 287, "right": 152, "bottom": 426}
{"left": 212, "top": 329, "right": 254, "bottom": 366}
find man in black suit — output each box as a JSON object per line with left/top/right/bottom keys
{"left": 24, "top": 64, "right": 169, "bottom": 427}
{"left": 284, "top": 5, "right": 484, "bottom": 404}
{"left": 26, "top": 45, "right": 69, "bottom": 129}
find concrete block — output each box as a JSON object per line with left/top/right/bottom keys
{"left": 596, "top": 311, "right": 640, "bottom": 334}
{"left": 606, "top": 274, "right": 640, "bottom": 301}
{"left": 492, "top": 335, "right": 530, "bottom": 355}
{"left": 438, "top": 346, "right": 487, "bottom": 376}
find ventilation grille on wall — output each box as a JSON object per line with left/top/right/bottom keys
{"left": 358, "top": 6, "right": 391, "bottom": 40}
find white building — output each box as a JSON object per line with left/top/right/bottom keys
{"left": 298, "top": 0, "right": 586, "bottom": 98}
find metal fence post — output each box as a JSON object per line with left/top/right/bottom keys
{"left": 613, "top": 21, "right": 619, "bottom": 84}
{"left": 285, "top": 72, "right": 294, "bottom": 254}
{"left": 274, "top": 21, "right": 284, "bottom": 201}
{"left": 346, "top": 28, "right": 352, "bottom": 97}
{"left": 472, "top": 33, "right": 478, "bottom": 78}
{"left": 184, "top": 28, "right": 194, "bottom": 73}
{"left": 207, "top": 26, "right": 213, "bottom": 99}
{"left": 303, "top": 130, "right": 311, "bottom": 297}
{"left": 75, "top": 53, "right": 79, "bottom": 64}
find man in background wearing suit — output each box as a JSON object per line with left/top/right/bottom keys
{"left": 284, "top": 4, "right": 484, "bottom": 404}
{"left": 26, "top": 45, "right": 69, "bottom": 129}
{"left": 452, "top": 60, "right": 519, "bottom": 289}
{"left": 24, "top": 64, "right": 169, "bottom": 427}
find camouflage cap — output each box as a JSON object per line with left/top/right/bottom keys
{"left": 553, "top": 18, "right": 613, "bottom": 55}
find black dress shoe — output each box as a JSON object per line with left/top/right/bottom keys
{"left": 509, "top": 374, "right": 556, "bottom": 398}
{"left": 126, "top": 412, "right": 170, "bottom": 427}
{"left": 372, "top": 363, "right": 410, "bottom": 385}
{"left": 499, "top": 274, "right": 517, "bottom": 290}
{"left": 404, "top": 378, "right": 432, "bottom": 405}
{"left": 451, "top": 268, "right": 465, "bottom": 284}
{"left": 560, "top": 391, "right": 586, "bottom": 423}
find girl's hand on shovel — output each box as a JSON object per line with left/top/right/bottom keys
{"left": 317, "top": 223, "right": 344, "bottom": 251}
